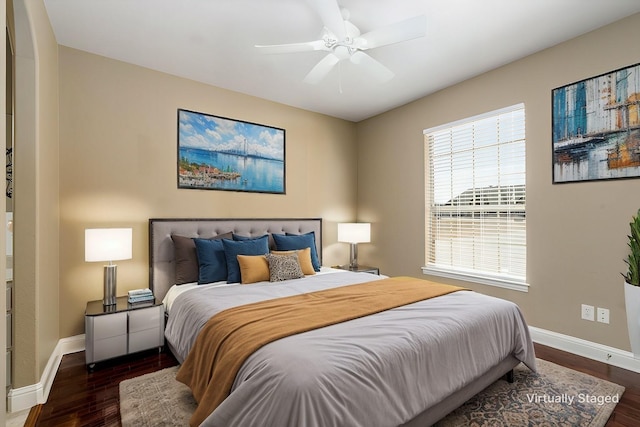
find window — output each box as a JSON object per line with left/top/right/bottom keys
{"left": 423, "top": 104, "right": 527, "bottom": 291}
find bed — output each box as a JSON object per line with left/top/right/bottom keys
{"left": 149, "top": 218, "right": 536, "bottom": 427}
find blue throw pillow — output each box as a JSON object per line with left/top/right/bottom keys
{"left": 193, "top": 238, "right": 227, "bottom": 284}
{"left": 232, "top": 233, "right": 268, "bottom": 241}
{"left": 222, "top": 236, "right": 270, "bottom": 283}
{"left": 273, "top": 232, "right": 321, "bottom": 272}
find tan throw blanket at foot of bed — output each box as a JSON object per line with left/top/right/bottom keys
{"left": 176, "top": 276, "right": 468, "bottom": 427}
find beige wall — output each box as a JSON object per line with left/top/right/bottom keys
{"left": 357, "top": 13, "right": 640, "bottom": 351}
{"left": 12, "top": 0, "right": 59, "bottom": 388}
{"left": 58, "top": 46, "right": 358, "bottom": 337}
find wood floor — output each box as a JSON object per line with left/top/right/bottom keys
{"left": 28, "top": 343, "right": 640, "bottom": 426}
{"left": 33, "top": 349, "right": 179, "bottom": 427}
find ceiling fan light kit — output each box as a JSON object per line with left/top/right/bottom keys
{"left": 255, "top": 0, "right": 426, "bottom": 84}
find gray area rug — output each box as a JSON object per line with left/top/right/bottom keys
{"left": 119, "top": 359, "right": 624, "bottom": 427}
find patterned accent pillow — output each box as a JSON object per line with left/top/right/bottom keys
{"left": 265, "top": 253, "right": 304, "bottom": 282}
{"left": 271, "top": 248, "right": 315, "bottom": 275}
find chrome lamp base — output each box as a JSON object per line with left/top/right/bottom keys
{"left": 349, "top": 243, "right": 359, "bottom": 269}
{"left": 103, "top": 264, "right": 117, "bottom": 306}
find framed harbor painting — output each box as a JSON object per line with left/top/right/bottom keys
{"left": 177, "top": 109, "right": 285, "bottom": 194}
{"left": 552, "top": 62, "right": 640, "bottom": 184}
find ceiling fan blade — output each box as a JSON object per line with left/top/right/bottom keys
{"left": 255, "top": 40, "right": 327, "bottom": 54}
{"left": 355, "top": 15, "right": 426, "bottom": 50}
{"left": 306, "top": 0, "right": 346, "bottom": 40}
{"left": 303, "top": 53, "right": 340, "bottom": 84}
{"left": 350, "top": 51, "right": 394, "bottom": 82}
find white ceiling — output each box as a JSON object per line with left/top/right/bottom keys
{"left": 43, "top": 0, "right": 640, "bottom": 122}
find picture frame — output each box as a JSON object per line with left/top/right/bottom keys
{"left": 177, "top": 109, "right": 285, "bottom": 194}
{"left": 552, "top": 62, "right": 640, "bottom": 184}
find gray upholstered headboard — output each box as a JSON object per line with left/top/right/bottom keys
{"left": 149, "top": 218, "right": 323, "bottom": 300}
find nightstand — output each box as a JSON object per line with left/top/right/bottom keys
{"left": 84, "top": 296, "right": 164, "bottom": 368}
{"left": 334, "top": 265, "right": 380, "bottom": 275}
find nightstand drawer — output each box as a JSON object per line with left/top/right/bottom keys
{"left": 92, "top": 312, "right": 127, "bottom": 340}
{"left": 129, "top": 306, "right": 162, "bottom": 333}
{"left": 93, "top": 335, "right": 127, "bottom": 362}
{"left": 129, "top": 328, "right": 163, "bottom": 353}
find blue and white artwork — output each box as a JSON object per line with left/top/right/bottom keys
{"left": 178, "top": 109, "right": 285, "bottom": 193}
{"left": 552, "top": 63, "right": 640, "bottom": 183}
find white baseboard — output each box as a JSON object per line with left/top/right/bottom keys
{"left": 7, "top": 334, "right": 85, "bottom": 413}
{"left": 529, "top": 326, "right": 640, "bottom": 373}
{"left": 6, "top": 327, "right": 640, "bottom": 413}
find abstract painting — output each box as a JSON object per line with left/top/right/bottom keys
{"left": 552, "top": 63, "right": 640, "bottom": 183}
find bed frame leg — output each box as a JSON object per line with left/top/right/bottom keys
{"left": 504, "top": 369, "right": 514, "bottom": 383}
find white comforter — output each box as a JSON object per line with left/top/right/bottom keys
{"left": 164, "top": 271, "right": 536, "bottom": 427}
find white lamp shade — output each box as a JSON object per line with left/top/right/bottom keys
{"left": 85, "top": 228, "right": 132, "bottom": 262}
{"left": 338, "top": 223, "right": 371, "bottom": 244}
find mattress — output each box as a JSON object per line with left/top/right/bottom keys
{"left": 164, "top": 270, "right": 536, "bottom": 427}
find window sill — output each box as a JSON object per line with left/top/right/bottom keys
{"left": 421, "top": 266, "right": 529, "bottom": 292}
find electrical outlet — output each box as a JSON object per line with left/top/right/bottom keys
{"left": 597, "top": 307, "right": 610, "bottom": 324}
{"left": 581, "top": 304, "right": 595, "bottom": 321}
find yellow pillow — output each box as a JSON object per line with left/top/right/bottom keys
{"left": 271, "top": 247, "right": 315, "bottom": 275}
{"left": 237, "top": 255, "right": 270, "bottom": 284}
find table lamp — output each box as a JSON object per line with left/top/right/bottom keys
{"left": 338, "top": 223, "right": 371, "bottom": 269}
{"left": 85, "top": 228, "right": 132, "bottom": 306}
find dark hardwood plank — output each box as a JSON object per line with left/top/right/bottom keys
{"left": 33, "top": 349, "right": 178, "bottom": 427}
{"left": 29, "top": 343, "right": 640, "bottom": 426}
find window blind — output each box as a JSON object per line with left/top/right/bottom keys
{"left": 424, "top": 104, "right": 526, "bottom": 288}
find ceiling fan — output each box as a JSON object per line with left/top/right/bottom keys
{"left": 255, "top": 0, "right": 427, "bottom": 84}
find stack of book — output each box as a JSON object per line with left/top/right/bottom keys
{"left": 128, "top": 288, "right": 154, "bottom": 304}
